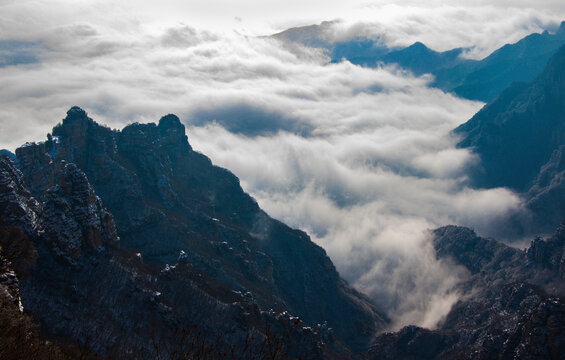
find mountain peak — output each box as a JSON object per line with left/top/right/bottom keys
{"left": 410, "top": 41, "right": 428, "bottom": 49}
{"left": 65, "top": 106, "right": 89, "bottom": 122}
{"left": 158, "top": 113, "right": 192, "bottom": 152}
{"left": 58, "top": 106, "right": 96, "bottom": 139}
{"left": 0, "top": 149, "right": 15, "bottom": 160}
{"left": 558, "top": 21, "right": 565, "bottom": 34}
{"left": 158, "top": 113, "right": 182, "bottom": 130}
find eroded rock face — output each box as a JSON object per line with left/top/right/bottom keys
{"left": 527, "top": 223, "right": 565, "bottom": 280}
{"left": 0, "top": 156, "right": 41, "bottom": 234}
{"left": 525, "top": 146, "right": 565, "bottom": 235}
{"left": 40, "top": 161, "right": 119, "bottom": 263}
{"left": 0, "top": 153, "right": 331, "bottom": 358}
{"left": 0, "top": 226, "right": 21, "bottom": 309}
{"left": 0, "top": 108, "right": 387, "bottom": 357}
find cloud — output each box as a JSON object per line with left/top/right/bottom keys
{"left": 187, "top": 120, "right": 521, "bottom": 327}
{"left": 0, "top": 1, "right": 539, "bottom": 329}
{"left": 276, "top": 5, "right": 565, "bottom": 59}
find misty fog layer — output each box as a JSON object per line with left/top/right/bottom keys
{"left": 185, "top": 57, "right": 520, "bottom": 328}
{"left": 1, "top": 3, "right": 561, "bottom": 328}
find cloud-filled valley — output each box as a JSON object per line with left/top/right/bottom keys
{"left": 2, "top": 1, "right": 564, "bottom": 330}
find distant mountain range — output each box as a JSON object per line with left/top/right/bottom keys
{"left": 274, "top": 21, "right": 565, "bottom": 102}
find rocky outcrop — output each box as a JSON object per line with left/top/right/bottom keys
{"left": 433, "top": 225, "right": 522, "bottom": 275}
{"left": 368, "top": 225, "right": 565, "bottom": 360}
{"left": 370, "top": 285, "right": 565, "bottom": 360}
{"left": 527, "top": 222, "right": 565, "bottom": 280}
{"left": 0, "top": 156, "right": 41, "bottom": 234}
{"left": 40, "top": 161, "right": 119, "bottom": 263}
{"left": 0, "top": 222, "right": 22, "bottom": 310}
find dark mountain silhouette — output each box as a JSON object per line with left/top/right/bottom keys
{"left": 0, "top": 107, "right": 386, "bottom": 358}
{"left": 455, "top": 44, "right": 565, "bottom": 192}
{"left": 0, "top": 149, "right": 15, "bottom": 160}
{"left": 369, "top": 225, "right": 565, "bottom": 359}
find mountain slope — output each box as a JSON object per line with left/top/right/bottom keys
{"left": 434, "top": 21, "right": 565, "bottom": 102}
{"left": 381, "top": 42, "right": 469, "bottom": 76}
{"left": 455, "top": 44, "right": 565, "bottom": 192}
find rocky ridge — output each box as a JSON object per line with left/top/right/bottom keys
{"left": 0, "top": 107, "right": 386, "bottom": 358}
{"left": 368, "top": 225, "right": 565, "bottom": 360}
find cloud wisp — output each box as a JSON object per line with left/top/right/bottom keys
{"left": 0, "top": 2, "right": 541, "bottom": 329}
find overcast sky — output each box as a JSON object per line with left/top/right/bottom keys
{"left": 1, "top": 0, "right": 564, "bottom": 329}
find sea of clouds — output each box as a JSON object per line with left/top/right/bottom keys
{"left": 2, "top": 0, "right": 565, "bottom": 329}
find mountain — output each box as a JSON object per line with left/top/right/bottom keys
{"left": 380, "top": 42, "right": 469, "bottom": 76}
{"left": 0, "top": 107, "right": 386, "bottom": 358}
{"left": 455, "top": 44, "right": 565, "bottom": 193}
{"left": 434, "top": 21, "right": 565, "bottom": 102}
{"left": 271, "top": 21, "right": 336, "bottom": 49}
{"left": 330, "top": 38, "right": 390, "bottom": 67}
{"left": 369, "top": 225, "right": 565, "bottom": 360}
{"left": 0, "top": 149, "right": 15, "bottom": 160}
{"left": 274, "top": 21, "right": 565, "bottom": 102}
{"left": 333, "top": 40, "right": 470, "bottom": 76}
{"left": 273, "top": 24, "right": 468, "bottom": 73}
